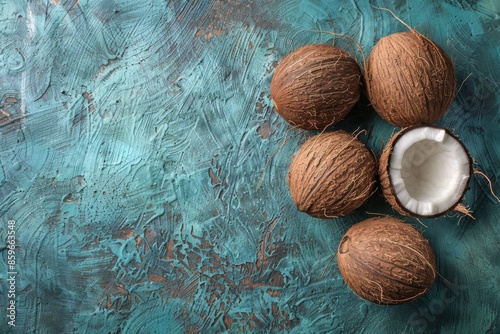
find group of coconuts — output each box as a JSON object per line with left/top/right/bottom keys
{"left": 270, "top": 24, "right": 474, "bottom": 305}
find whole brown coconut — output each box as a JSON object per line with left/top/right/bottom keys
{"left": 270, "top": 44, "right": 361, "bottom": 130}
{"left": 379, "top": 125, "right": 472, "bottom": 218}
{"left": 365, "top": 31, "right": 456, "bottom": 127}
{"left": 337, "top": 216, "right": 437, "bottom": 305}
{"left": 287, "top": 131, "right": 376, "bottom": 218}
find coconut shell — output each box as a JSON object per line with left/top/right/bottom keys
{"left": 379, "top": 127, "right": 413, "bottom": 217}
{"left": 379, "top": 125, "right": 472, "bottom": 218}
{"left": 287, "top": 131, "right": 376, "bottom": 218}
{"left": 337, "top": 216, "right": 437, "bottom": 305}
{"left": 270, "top": 44, "right": 361, "bottom": 130}
{"left": 365, "top": 32, "right": 456, "bottom": 127}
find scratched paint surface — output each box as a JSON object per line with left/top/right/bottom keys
{"left": 0, "top": 0, "right": 499, "bottom": 333}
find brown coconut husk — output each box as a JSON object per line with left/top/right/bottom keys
{"left": 364, "top": 11, "right": 456, "bottom": 127}
{"left": 337, "top": 216, "right": 437, "bottom": 305}
{"left": 288, "top": 130, "right": 376, "bottom": 218}
{"left": 271, "top": 44, "right": 362, "bottom": 130}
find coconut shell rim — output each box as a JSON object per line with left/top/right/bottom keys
{"left": 381, "top": 124, "right": 473, "bottom": 218}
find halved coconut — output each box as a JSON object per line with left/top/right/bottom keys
{"left": 379, "top": 125, "right": 472, "bottom": 217}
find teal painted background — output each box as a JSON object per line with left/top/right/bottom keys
{"left": 0, "top": 0, "right": 499, "bottom": 333}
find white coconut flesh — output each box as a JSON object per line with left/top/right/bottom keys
{"left": 389, "top": 127, "right": 470, "bottom": 216}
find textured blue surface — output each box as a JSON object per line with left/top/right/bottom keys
{"left": 0, "top": 0, "right": 499, "bottom": 333}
